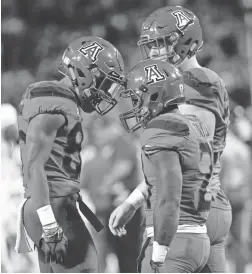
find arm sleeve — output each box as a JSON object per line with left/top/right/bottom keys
{"left": 183, "top": 69, "right": 229, "bottom": 125}
{"left": 21, "top": 82, "right": 77, "bottom": 126}
{"left": 140, "top": 114, "right": 189, "bottom": 156}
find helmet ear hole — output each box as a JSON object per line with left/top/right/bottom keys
{"left": 184, "top": 38, "right": 192, "bottom": 45}
{"left": 150, "top": 92, "right": 159, "bottom": 102}
{"left": 76, "top": 68, "right": 85, "bottom": 77}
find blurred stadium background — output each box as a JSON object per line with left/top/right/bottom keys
{"left": 1, "top": 0, "right": 252, "bottom": 272}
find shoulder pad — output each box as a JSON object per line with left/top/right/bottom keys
{"left": 183, "top": 68, "right": 221, "bottom": 99}
{"left": 141, "top": 113, "right": 189, "bottom": 155}
{"left": 26, "top": 81, "right": 76, "bottom": 102}
{"left": 183, "top": 68, "right": 229, "bottom": 123}
{"left": 187, "top": 67, "right": 220, "bottom": 83}
{"left": 20, "top": 81, "right": 78, "bottom": 123}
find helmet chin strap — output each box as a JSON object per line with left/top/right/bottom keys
{"left": 187, "top": 42, "right": 198, "bottom": 58}
{"left": 68, "top": 66, "right": 98, "bottom": 114}
{"left": 68, "top": 66, "right": 90, "bottom": 100}
{"left": 68, "top": 67, "right": 81, "bottom": 97}
{"left": 175, "top": 42, "right": 199, "bottom": 67}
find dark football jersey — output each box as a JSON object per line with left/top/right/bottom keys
{"left": 141, "top": 113, "right": 213, "bottom": 228}
{"left": 183, "top": 68, "right": 230, "bottom": 209}
{"left": 18, "top": 81, "right": 83, "bottom": 198}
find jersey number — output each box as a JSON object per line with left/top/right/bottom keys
{"left": 196, "top": 139, "right": 213, "bottom": 219}
{"left": 63, "top": 123, "right": 83, "bottom": 180}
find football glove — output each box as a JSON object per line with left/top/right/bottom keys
{"left": 39, "top": 225, "right": 68, "bottom": 264}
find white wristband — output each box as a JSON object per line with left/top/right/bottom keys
{"left": 125, "top": 188, "right": 145, "bottom": 210}
{"left": 37, "top": 205, "right": 57, "bottom": 227}
{"left": 152, "top": 241, "right": 169, "bottom": 263}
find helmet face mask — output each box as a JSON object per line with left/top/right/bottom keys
{"left": 138, "top": 31, "right": 182, "bottom": 65}
{"left": 119, "top": 59, "right": 185, "bottom": 133}
{"left": 88, "top": 67, "right": 125, "bottom": 115}
{"left": 59, "top": 36, "right": 125, "bottom": 115}
{"left": 119, "top": 88, "right": 150, "bottom": 132}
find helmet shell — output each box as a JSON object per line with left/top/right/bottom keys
{"left": 119, "top": 59, "right": 185, "bottom": 132}
{"left": 139, "top": 6, "right": 203, "bottom": 64}
{"left": 59, "top": 36, "right": 125, "bottom": 115}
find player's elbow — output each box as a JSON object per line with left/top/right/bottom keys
{"left": 26, "top": 160, "right": 45, "bottom": 181}
{"left": 28, "top": 160, "right": 42, "bottom": 172}
{"left": 156, "top": 184, "right": 181, "bottom": 208}
{"left": 156, "top": 197, "right": 180, "bottom": 211}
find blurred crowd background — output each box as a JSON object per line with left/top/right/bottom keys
{"left": 1, "top": 0, "right": 252, "bottom": 272}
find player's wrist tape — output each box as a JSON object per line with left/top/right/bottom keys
{"left": 125, "top": 188, "right": 145, "bottom": 210}
{"left": 152, "top": 241, "right": 169, "bottom": 263}
{"left": 37, "top": 205, "right": 57, "bottom": 229}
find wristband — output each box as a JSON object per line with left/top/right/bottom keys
{"left": 152, "top": 241, "right": 169, "bottom": 263}
{"left": 37, "top": 205, "right": 57, "bottom": 228}
{"left": 125, "top": 188, "right": 145, "bottom": 210}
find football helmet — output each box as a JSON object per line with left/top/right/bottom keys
{"left": 119, "top": 59, "right": 185, "bottom": 132}
{"left": 138, "top": 6, "right": 203, "bottom": 65}
{"left": 59, "top": 36, "right": 126, "bottom": 115}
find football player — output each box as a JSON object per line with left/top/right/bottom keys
{"left": 112, "top": 59, "right": 212, "bottom": 272}
{"left": 16, "top": 36, "right": 125, "bottom": 273}
{"left": 110, "top": 5, "right": 232, "bottom": 273}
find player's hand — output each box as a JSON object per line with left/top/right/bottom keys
{"left": 39, "top": 225, "right": 68, "bottom": 264}
{"left": 109, "top": 201, "right": 136, "bottom": 236}
{"left": 150, "top": 260, "right": 164, "bottom": 273}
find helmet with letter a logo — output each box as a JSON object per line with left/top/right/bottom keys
{"left": 59, "top": 36, "right": 126, "bottom": 115}
{"left": 119, "top": 59, "right": 185, "bottom": 132}
{"left": 138, "top": 6, "right": 203, "bottom": 65}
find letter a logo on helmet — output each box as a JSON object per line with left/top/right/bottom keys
{"left": 171, "top": 10, "right": 194, "bottom": 30}
{"left": 144, "top": 64, "right": 166, "bottom": 85}
{"left": 79, "top": 42, "right": 104, "bottom": 63}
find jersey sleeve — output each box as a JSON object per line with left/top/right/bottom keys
{"left": 183, "top": 69, "right": 229, "bottom": 125}
{"left": 140, "top": 114, "right": 190, "bottom": 156}
{"left": 20, "top": 81, "right": 77, "bottom": 125}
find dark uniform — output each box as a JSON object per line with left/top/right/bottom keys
{"left": 183, "top": 67, "right": 232, "bottom": 272}
{"left": 18, "top": 81, "right": 99, "bottom": 272}
{"left": 137, "top": 113, "right": 212, "bottom": 273}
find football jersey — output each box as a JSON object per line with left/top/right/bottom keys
{"left": 141, "top": 112, "right": 213, "bottom": 228}
{"left": 18, "top": 81, "right": 83, "bottom": 198}
{"left": 183, "top": 68, "right": 230, "bottom": 209}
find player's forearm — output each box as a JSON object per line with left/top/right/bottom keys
{"left": 29, "top": 163, "right": 50, "bottom": 210}
{"left": 28, "top": 163, "right": 59, "bottom": 231}
{"left": 125, "top": 180, "right": 148, "bottom": 209}
{"left": 154, "top": 201, "right": 180, "bottom": 246}
{"left": 153, "top": 151, "right": 182, "bottom": 246}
